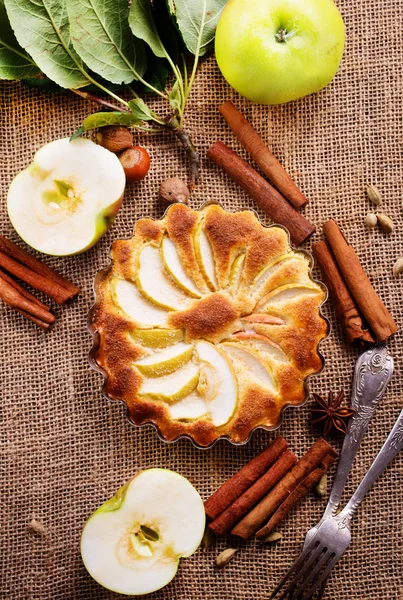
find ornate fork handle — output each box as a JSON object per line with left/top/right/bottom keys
{"left": 338, "top": 406, "right": 403, "bottom": 525}
{"left": 323, "top": 346, "right": 393, "bottom": 520}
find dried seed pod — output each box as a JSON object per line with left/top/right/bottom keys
{"left": 366, "top": 184, "right": 381, "bottom": 206}
{"left": 377, "top": 213, "right": 394, "bottom": 234}
{"left": 28, "top": 518, "right": 47, "bottom": 536}
{"left": 259, "top": 531, "right": 282, "bottom": 544}
{"left": 392, "top": 257, "right": 403, "bottom": 277}
{"left": 315, "top": 473, "right": 328, "bottom": 497}
{"left": 96, "top": 126, "right": 133, "bottom": 153}
{"left": 202, "top": 527, "right": 215, "bottom": 550}
{"left": 216, "top": 548, "right": 237, "bottom": 568}
{"left": 365, "top": 213, "right": 377, "bottom": 228}
{"left": 159, "top": 177, "right": 190, "bottom": 206}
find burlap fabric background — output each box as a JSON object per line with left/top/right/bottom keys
{"left": 1, "top": 1, "right": 402, "bottom": 598}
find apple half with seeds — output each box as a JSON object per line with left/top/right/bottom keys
{"left": 7, "top": 138, "right": 126, "bottom": 256}
{"left": 81, "top": 469, "right": 205, "bottom": 595}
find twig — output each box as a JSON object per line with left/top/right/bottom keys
{"left": 70, "top": 89, "right": 131, "bottom": 113}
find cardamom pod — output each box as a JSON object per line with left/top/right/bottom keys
{"left": 259, "top": 531, "right": 282, "bottom": 544}
{"left": 216, "top": 548, "right": 237, "bottom": 568}
{"left": 377, "top": 213, "right": 394, "bottom": 234}
{"left": 392, "top": 257, "right": 403, "bottom": 277}
{"left": 366, "top": 184, "right": 381, "bottom": 206}
{"left": 365, "top": 213, "right": 377, "bottom": 228}
{"left": 315, "top": 474, "right": 328, "bottom": 497}
{"left": 202, "top": 527, "right": 214, "bottom": 550}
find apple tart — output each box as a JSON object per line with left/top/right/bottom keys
{"left": 90, "top": 203, "right": 328, "bottom": 447}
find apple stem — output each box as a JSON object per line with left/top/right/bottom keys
{"left": 71, "top": 89, "right": 131, "bottom": 113}
{"left": 167, "top": 116, "right": 200, "bottom": 188}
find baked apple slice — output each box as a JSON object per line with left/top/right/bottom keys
{"left": 81, "top": 469, "right": 205, "bottom": 595}
{"left": 7, "top": 138, "right": 125, "bottom": 255}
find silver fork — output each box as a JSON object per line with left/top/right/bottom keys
{"left": 301, "top": 346, "right": 393, "bottom": 597}
{"left": 271, "top": 404, "right": 403, "bottom": 600}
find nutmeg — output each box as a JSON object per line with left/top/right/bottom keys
{"left": 96, "top": 126, "right": 132, "bottom": 153}
{"left": 159, "top": 178, "right": 190, "bottom": 206}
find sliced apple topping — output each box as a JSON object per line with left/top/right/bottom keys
{"left": 256, "top": 284, "right": 322, "bottom": 311}
{"left": 161, "top": 236, "right": 202, "bottom": 298}
{"left": 81, "top": 469, "right": 205, "bottom": 595}
{"left": 7, "top": 138, "right": 126, "bottom": 256}
{"left": 194, "top": 221, "right": 218, "bottom": 291}
{"left": 221, "top": 343, "right": 276, "bottom": 390}
{"left": 134, "top": 342, "right": 194, "bottom": 377}
{"left": 196, "top": 341, "right": 238, "bottom": 426}
{"left": 139, "top": 363, "right": 199, "bottom": 402}
{"left": 228, "top": 251, "right": 245, "bottom": 293}
{"left": 168, "top": 393, "right": 208, "bottom": 422}
{"left": 251, "top": 254, "right": 305, "bottom": 296}
{"left": 242, "top": 313, "right": 285, "bottom": 325}
{"left": 113, "top": 280, "right": 168, "bottom": 327}
{"left": 129, "top": 328, "right": 184, "bottom": 348}
{"left": 135, "top": 244, "right": 192, "bottom": 311}
{"left": 231, "top": 331, "right": 289, "bottom": 363}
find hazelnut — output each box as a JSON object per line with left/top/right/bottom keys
{"left": 96, "top": 126, "right": 132, "bottom": 153}
{"left": 159, "top": 178, "right": 190, "bottom": 206}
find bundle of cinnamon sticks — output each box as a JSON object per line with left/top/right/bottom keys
{"left": 208, "top": 101, "right": 315, "bottom": 246}
{"left": 205, "top": 437, "right": 337, "bottom": 540}
{"left": 0, "top": 236, "right": 80, "bottom": 330}
{"left": 312, "top": 220, "right": 397, "bottom": 344}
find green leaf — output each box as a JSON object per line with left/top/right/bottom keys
{"left": 4, "top": 0, "right": 89, "bottom": 88}
{"left": 81, "top": 111, "right": 143, "bottom": 132}
{"left": 0, "top": 0, "right": 39, "bottom": 80}
{"left": 168, "top": 79, "right": 182, "bottom": 115}
{"left": 128, "top": 98, "right": 154, "bottom": 121}
{"left": 66, "top": 0, "right": 146, "bottom": 85}
{"left": 166, "top": 0, "right": 226, "bottom": 56}
{"left": 129, "top": 0, "right": 165, "bottom": 59}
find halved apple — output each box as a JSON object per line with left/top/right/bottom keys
{"left": 256, "top": 283, "right": 322, "bottom": 311}
{"left": 139, "top": 363, "right": 199, "bottom": 402}
{"left": 221, "top": 343, "right": 276, "bottom": 390}
{"left": 161, "top": 236, "right": 202, "bottom": 298}
{"left": 168, "top": 393, "right": 208, "bottom": 421}
{"left": 112, "top": 279, "right": 168, "bottom": 327}
{"left": 134, "top": 342, "right": 194, "bottom": 377}
{"left": 81, "top": 469, "right": 205, "bottom": 595}
{"left": 196, "top": 341, "right": 238, "bottom": 426}
{"left": 129, "top": 328, "right": 184, "bottom": 348}
{"left": 135, "top": 244, "right": 192, "bottom": 311}
{"left": 193, "top": 221, "right": 218, "bottom": 291}
{"left": 7, "top": 138, "right": 126, "bottom": 256}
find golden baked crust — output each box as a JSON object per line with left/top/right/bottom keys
{"left": 90, "top": 204, "right": 328, "bottom": 447}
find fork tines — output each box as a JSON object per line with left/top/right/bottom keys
{"left": 270, "top": 539, "right": 339, "bottom": 600}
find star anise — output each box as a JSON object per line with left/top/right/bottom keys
{"left": 311, "top": 390, "right": 356, "bottom": 437}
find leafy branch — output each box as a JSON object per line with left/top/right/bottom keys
{"left": 1, "top": 0, "right": 226, "bottom": 185}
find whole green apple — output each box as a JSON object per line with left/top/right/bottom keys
{"left": 215, "top": 0, "right": 345, "bottom": 104}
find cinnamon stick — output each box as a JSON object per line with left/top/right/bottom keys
{"left": 205, "top": 437, "right": 288, "bottom": 521}
{"left": 0, "top": 236, "right": 80, "bottom": 304}
{"left": 0, "top": 268, "right": 50, "bottom": 312}
{"left": 231, "top": 438, "right": 335, "bottom": 539}
{"left": 256, "top": 450, "right": 337, "bottom": 539}
{"left": 0, "top": 273, "right": 55, "bottom": 328}
{"left": 207, "top": 141, "right": 315, "bottom": 246}
{"left": 312, "top": 241, "right": 374, "bottom": 345}
{"left": 208, "top": 449, "right": 297, "bottom": 535}
{"left": 323, "top": 220, "right": 397, "bottom": 342}
{"left": 219, "top": 101, "right": 308, "bottom": 209}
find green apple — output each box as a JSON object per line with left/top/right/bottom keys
{"left": 193, "top": 221, "right": 218, "bottom": 291}
{"left": 161, "top": 236, "right": 202, "bottom": 298}
{"left": 215, "top": 0, "right": 345, "bottom": 104}
{"left": 256, "top": 283, "right": 321, "bottom": 311}
{"left": 112, "top": 279, "right": 169, "bottom": 327}
{"left": 221, "top": 342, "right": 276, "bottom": 390}
{"left": 7, "top": 138, "right": 126, "bottom": 255}
{"left": 81, "top": 469, "right": 205, "bottom": 595}
{"left": 228, "top": 252, "right": 245, "bottom": 293}
{"left": 129, "top": 328, "right": 184, "bottom": 348}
